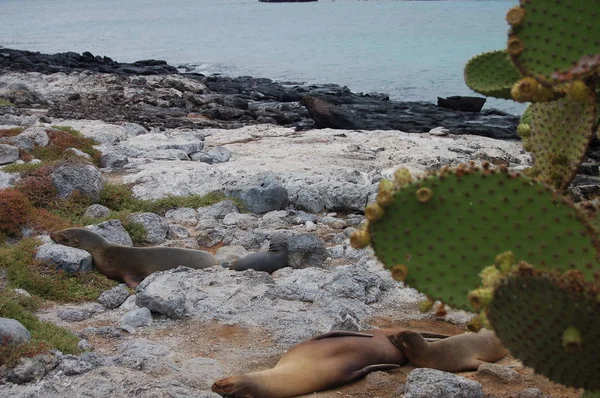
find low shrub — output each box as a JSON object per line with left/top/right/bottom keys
{"left": 0, "top": 188, "right": 33, "bottom": 237}
{"left": 0, "top": 127, "right": 24, "bottom": 138}
{"left": 0, "top": 289, "right": 79, "bottom": 367}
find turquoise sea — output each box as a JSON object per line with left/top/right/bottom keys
{"left": 0, "top": 0, "right": 521, "bottom": 113}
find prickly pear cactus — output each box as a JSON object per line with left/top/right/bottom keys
{"left": 521, "top": 95, "right": 596, "bottom": 190}
{"left": 506, "top": 1, "right": 600, "bottom": 84}
{"left": 464, "top": 50, "right": 520, "bottom": 99}
{"left": 353, "top": 164, "right": 600, "bottom": 310}
{"left": 486, "top": 266, "right": 600, "bottom": 390}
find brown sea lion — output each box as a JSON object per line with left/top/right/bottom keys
{"left": 388, "top": 328, "right": 508, "bottom": 372}
{"left": 230, "top": 235, "right": 288, "bottom": 273}
{"left": 211, "top": 328, "right": 449, "bottom": 398}
{"left": 50, "top": 228, "right": 218, "bottom": 288}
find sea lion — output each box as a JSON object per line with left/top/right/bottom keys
{"left": 230, "top": 235, "right": 288, "bottom": 273}
{"left": 50, "top": 228, "right": 218, "bottom": 288}
{"left": 388, "top": 328, "right": 508, "bottom": 372}
{"left": 211, "top": 328, "right": 449, "bottom": 398}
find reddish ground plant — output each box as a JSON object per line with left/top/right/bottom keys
{"left": 31, "top": 128, "right": 101, "bottom": 165}
{"left": 15, "top": 176, "right": 58, "bottom": 208}
{"left": 0, "top": 188, "right": 33, "bottom": 237}
{"left": 27, "top": 208, "right": 72, "bottom": 234}
{"left": 0, "top": 127, "right": 25, "bottom": 138}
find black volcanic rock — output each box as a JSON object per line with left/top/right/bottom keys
{"left": 0, "top": 48, "right": 520, "bottom": 139}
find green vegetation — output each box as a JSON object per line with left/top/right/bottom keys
{"left": 353, "top": 0, "right": 600, "bottom": 394}
{"left": 0, "top": 98, "right": 16, "bottom": 107}
{"left": 0, "top": 238, "right": 117, "bottom": 302}
{"left": 0, "top": 289, "right": 80, "bottom": 367}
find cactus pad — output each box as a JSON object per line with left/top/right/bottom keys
{"left": 366, "top": 165, "right": 600, "bottom": 310}
{"left": 508, "top": 0, "right": 600, "bottom": 83}
{"left": 464, "top": 50, "right": 521, "bottom": 99}
{"left": 487, "top": 268, "right": 600, "bottom": 389}
{"left": 522, "top": 95, "right": 596, "bottom": 190}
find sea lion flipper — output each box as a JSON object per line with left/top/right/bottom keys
{"left": 345, "top": 364, "right": 402, "bottom": 383}
{"left": 123, "top": 273, "right": 142, "bottom": 289}
{"left": 310, "top": 331, "right": 374, "bottom": 341}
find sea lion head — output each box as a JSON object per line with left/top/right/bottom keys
{"left": 268, "top": 234, "right": 288, "bottom": 252}
{"left": 50, "top": 228, "right": 108, "bottom": 251}
{"left": 388, "top": 331, "right": 427, "bottom": 358}
{"left": 211, "top": 375, "right": 255, "bottom": 397}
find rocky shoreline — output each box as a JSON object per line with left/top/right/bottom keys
{"left": 0, "top": 48, "right": 592, "bottom": 398}
{"left": 0, "top": 47, "right": 520, "bottom": 138}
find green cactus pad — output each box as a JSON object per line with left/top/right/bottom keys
{"left": 523, "top": 95, "right": 596, "bottom": 190}
{"left": 464, "top": 50, "right": 521, "bottom": 99}
{"left": 368, "top": 165, "right": 600, "bottom": 310}
{"left": 509, "top": 0, "right": 600, "bottom": 83}
{"left": 487, "top": 268, "right": 600, "bottom": 389}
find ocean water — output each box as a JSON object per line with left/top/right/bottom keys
{"left": 0, "top": 0, "right": 522, "bottom": 113}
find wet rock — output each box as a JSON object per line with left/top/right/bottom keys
{"left": 404, "top": 368, "right": 483, "bottom": 398}
{"left": 437, "top": 96, "right": 486, "bottom": 112}
{"left": 0, "top": 317, "right": 31, "bottom": 345}
{"left": 97, "top": 284, "right": 130, "bottom": 309}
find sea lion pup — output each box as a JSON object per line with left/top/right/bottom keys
{"left": 388, "top": 328, "right": 508, "bottom": 373}
{"left": 50, "top": 228, "right": 218, "bottom": 288}
{"left": 211, "top": 328, "right": 449, "bottom": 398}
{"left": 229, "top": 235, "right": 288, "bottom": 273}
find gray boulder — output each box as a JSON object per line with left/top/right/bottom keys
{"left": 224, "top": 171, "right": 288, "bottom": 214}
{"left": 287, "top": 233, "right": 328, "bottom": 268}
{"left": 6, "top": 354, "right": 57, "bottom": 384}
{"left": 127, "top": 212, "right": 169, "bottom": 244}
{"left": 83, "top": 204, "right": 111, "bottom": 219}
{"left": 119, "top": 307, "right": 153, "bottom": 333}
{"left": 97, "top": 284, "right": 130, "bottom": 309}
{"left": 191, "top": 146, "right": 232, "bottom": 164}
{"left": 0, "top": 143, "right": 19, "bottom": 165}
{"left": 100, "top": 151, "right": 128, "bottom": 168}
{"left": 165, "top": 207, "right": 197, "bottom": 226}
{"left": 0, "top": 317, "right": 31, "bottom": 345}
{"left": 167, "top": 224, "right": 190, "bottom": 239}
{"left": 404, "top": 368, "right": 483, "bottom": 398}
{"left": 18, "top": 126, "right": 49, "bottom": 147}
{"left": 87, "top": 219, "right": 133, "bottom": 246}
{"left": 0, "top": 169, "right": 21, "bottom": 189}
{"left": 35, "top": 235, "right": 93, "bottom": 273}
{"left": 51, "top": 162, "right": 104, "bottom": 200}
{"left": 197, "top": 200, "right": 239, "bottom": 220}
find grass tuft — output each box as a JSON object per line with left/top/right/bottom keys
{"left": 0, "top": 238, "right": 117, "bottom": 302}
{"left": 0, "top": 98, "right": 16, "bottom": 107}
{"left": 0, "top": 289, "right": 80, "bottom": 367}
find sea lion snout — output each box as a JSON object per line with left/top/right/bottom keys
{"left": 50, "top": 230, "right": 78, "bottom": 246}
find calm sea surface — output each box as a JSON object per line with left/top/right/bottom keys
{"left": 0, "top": 0, "right": 522, "bottom": 113}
